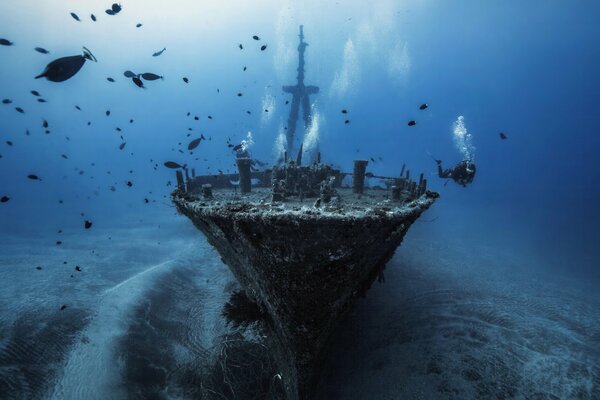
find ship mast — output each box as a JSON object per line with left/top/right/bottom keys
{"left": 282, "top": 25, "right": 319, "bottom": 161}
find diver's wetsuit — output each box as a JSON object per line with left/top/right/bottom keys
{"left": 437, "top": 160, "right": 476, "bottom": 187}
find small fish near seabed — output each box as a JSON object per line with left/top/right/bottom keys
{"left": 163, "top": 161, "right": 184, "bottom": 169}
{"left": 35, "top": 47, "right": 97, "bottom": 82}
{"left": 34, "top": 47, "right": 50, "bottom": 54}
{"left": 152, "top": 48, "right": 166, "bottom": 57}
{"left": 132, "top": 76, "right": 145, "bottom": 88}
{"left": 141, "top": 72, "right": 163, "bottom": 81}
{"left": 0, "top": 38, "right": 14, "bottom": 46}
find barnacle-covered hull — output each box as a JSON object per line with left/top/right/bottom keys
{"left": 173, "top": 188, "right": 437, "bottom": 400}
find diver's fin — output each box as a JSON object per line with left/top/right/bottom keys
{"left": 82, "top": 46, "right": 97, "bottom": 62}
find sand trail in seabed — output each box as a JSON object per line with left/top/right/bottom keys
{"left": 46, "top": 246, "right": 195, "bottom": 400}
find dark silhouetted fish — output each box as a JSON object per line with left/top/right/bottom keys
{"left": 188, "top": 137, "right": 203, "bottom": 150}
{"left": 136, "top": 23, "right": 142, "bottom": 28}
{"left": 183, "top": 77, "right": 189, "bottom": 83}
{"left": 61, "top": 154, "right": 68, "bottom": 159}
{"left": 252, "top": 35, "right": 260, "bottom": 40}
{"left": 107, "top": 77, "right": 115, "bottom": 82}
{"left": 152, "top": 47, "right": 166, "bottom": 57}
{"left": 132, "top": 76, "right": 145, "bottom": 88}
{"left": 27, "top": 174, "right": 40, "bottom": 180}
{"left": 112, "top": 3, "right": 122, "bottom": 13}
{"left": 141, "top": 72, "right": 162, "bottom": 81}
{"left": 70, "top": 12, "right": 81, "bottom": 21}
{"left": 60, "top": 304, "right": 67, "bottom": 310}
{"left": 75, "top": 105, "right": 82, "bottom": 110}
{"left": 106, "top": 110, "right": 110, "bottom": 116}
{"left": 499, "top": 132, "right": 507, "bottom": 140}
{"left": 344, "top": 119, "right": 350, "bottom": 124}
{"left": 144, "top": 198, "right": 149, "bottom": 203}
{"left": 407, "top": 120, "right": 416, "bottom": 126}
{"left": 34, "top": 47, "right": 50, "bottom": 54}
{"left": 341, "top": 109, "right": 348, "bottom": 114}
{"left": 163, "top": 161, "right": 183, "bottom": 169}
{"left": 2, "top": 99, "right": 11, "bottom": 104}
{"left": 126, "top": 181, "right": 132, "bottom": 187}
{"left": 84, "top": 220, "right": 92, "bottom": 229}
{"left": 105, "top": 9, "right": 115, "bottom": 15}
{"left": 0, "top": 196, "right": 9, "bottom": 203}
{"left": 35, "top": 47, "right": 97, "bottom": 82}
{"left": 119, "top": 142, "right": 126, "bottom": 150}
{"left": 0, "top": 38, "right": 14, "bottom": 46}
{"left": 91, "top": 14, "right": 97, "bottom": 21}
{"left": 42, "top": 119, "right": 48, "bottom": 128}
{"left": 75, "top": 265, "right": 82, "bottom": 271}
{"left": 419, "top": 103, "right": 428, "bottom": 110}
{"left": 243, "top": 66, "right": 247, "bottom": 71}
{"left": 31, "top": 90, "right": 41, "bottom": 96}
{"left": 36, "top": 266, "right": 42, "bottom": 270}
{"left": 124, "top": 70, "right": 137, "bottom": 78}
{"left": 237, "top": 92, "right": 242, "bottom": 96}
{"left": 15, "top": 107, "right": 24, "bottom": 113}
{"left": 261, "top": 44, "right": 267, "bottom": 51}
{"left": 37, "top": 98, "right": 47, "bottom": 103}
{"left": 239, "top": 43, "right": 243, "bottom": 49}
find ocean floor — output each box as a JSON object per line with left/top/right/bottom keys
{"left": 0, "top": 207, "right": 599, "bottom": 399}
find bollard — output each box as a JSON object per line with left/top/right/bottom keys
{"left": 316, "top": 151, "right": 321, "bottom": 164}
{"left": 421, "top": 178, "right": 427, "bottom": 196}
{"left": 353, "top": 160, "right": 369, "bottom": 194}
{"left": 201, "top": 184, "right": 213, "bottom": 199}
{"left": 236, "top": 158, "right": 252, "bottom": 193}
{"left": 400, "top": 163, "right": 406, "bottom": 177}
{"left": 405, "top": 169, "right": 410, "bottom": 181}
{"left": 176, "top": 170, "right": 185, "bottom": 192}
{"left": 391, "top": 185, "right": 401, "bottom": 200}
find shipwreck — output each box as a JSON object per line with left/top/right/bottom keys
{"left": 172, "top": 26, "right": 438, "bottom": 400}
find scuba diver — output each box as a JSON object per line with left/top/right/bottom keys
{"left": 436, "top": 159, "right": 476, "bottom": 187}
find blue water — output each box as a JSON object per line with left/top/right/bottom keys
{"left": 1, "top": 1, "right": 599, "bottom": 399}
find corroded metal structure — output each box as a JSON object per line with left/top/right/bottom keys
{"left": 282, "top": 25, "right": 319, "bottom": 158}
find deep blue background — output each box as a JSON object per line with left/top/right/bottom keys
{"left": 1, "top": 1, "right": 599, "bottom": 278}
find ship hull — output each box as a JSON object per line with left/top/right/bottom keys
{"left": 173, "top": 190, "right": 437, "bottom": 399}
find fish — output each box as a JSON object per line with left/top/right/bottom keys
{"left": 252, "top": 35, "right": 260, "bottom": 40}
{"left": 407, "top": 120, "right": 416, "bottom": 126}
{"left": 106, "top": 110, "right": 111, "bottom": 116}
{"left": 15, "top": 107, "right": 24, "bottom": 113}
{"left": 341, "top": 109, "right": 348, "bottom": 114}
{"left": 70, "top": 12, "right": 81, "bottom": 21}
{"left": 36, "top": 266, "right": 42, "bottom": 270}
{"left": 239, "top": 44, "right": 243, "bottom": 49}
{"left": 112, "top": 3, "right": 122, "bottom": 13}
{"left": 499, "top": 132, "right": 507, "bottom": 140}
{"left": 37, "top": 98, "right": 47, "bottom": 103}
{"left": 0, "top": 38, "right": 14, "bottom": 46}
{"left": 194, "top": 116, "right": 199, "bottom": 120}
{"left": 91, "top": 14, "right": 97, "bottom": 21}
{"left": 105, "top": 9, "right": 115, "bottom": 15}
{"left": 2, "top": 99, "right": 12, "bottom": 104}
{"left": 237, "top": 92, "right": 242, "bottom": 96}
{"left": 34, "top": 47, "right": 50, "bottom": 54}
{"left": 35, "top": 47, "right": 97, "bottom": 82}
{"left": 163, "top": 161, "right": 183, "bottom": 169}
{"left": 141, "top": 72, "right": 162, "bottom": 81}
{"left": 261, "top": 44, "right": 267, "bottom": 51}
{"left": 136, "top": 23, "right": 142, "bottom": 28}
{"left": 75, "top": 105, "right": 82, "bottom": 111}
{"left": 419, "top": 103, "right": 428, "bottom": 110}
{"left": 188, "top": 137, "right": 203, "bottom": 150}
{"left": 107, "top": 77, "right": 115, "bottom": 82}
{"left": 0, "top": 196, "right": 9, "bottom": 203}
{"left": 183, "top": 77, "right": 189, "bottom": 83}
{"left": 344, "top": 119, "right": 350, "bottom": 124}
{"left": 119, "top": 142, "right": 126, "bottom": 150}
{"left": 75, "top": 265, "right": 82, "bottom": 271}
{"left": 208, "top": 115, "right": 213, "bottom": 119}
{"left": 31, "top": 90, "right": 41, "bottom": 96}
{"left": 152, "top": 47, "right": 166, "bottom": 57}
{"left": 27, "top": 174, "right": 40, "bottom": 180}
{"left": 132, "top": 76, "right": 145, "bottom": 88}
{"left": 42, "top": 119, "right": 48, "bottom": 128}
{"left": 61, "top": 154, "right": 68, "bottom": 159}
{"left": 124, "top": 70, "right": 137, "bottom": 78}
{"left": 116, "top": 127, "right": 121, "bottom": 132}
{"left": 144, "top": 198, "right": 149, "bottom": 203}
{"left": 60, "top": 305, "right": 67, "bottom": 310}
{"left": 130, "top": 119, "right": 134, "bottom": 123}
{"left": 285, "top": 100, "right": 289, "bottom": 104}
{"left": 84, "top": 220, "right": 92, "bottom": 229}
{"left": 126, "top": 181, "right": 133, "bottom": 187}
